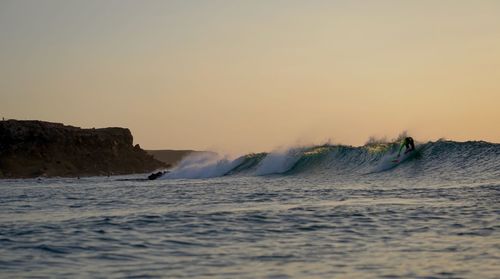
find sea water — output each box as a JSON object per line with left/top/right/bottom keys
{"left": 1, "top": 141, "right": 499, "bottom": 278}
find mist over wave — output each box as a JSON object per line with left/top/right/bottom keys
{"left": 163, "top": 152, "right": 243, "bottom": 179}
{"left": 162, "top": 140, "right": 500, "bottom": 180}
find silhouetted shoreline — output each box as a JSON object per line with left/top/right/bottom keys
{"left": 0, "top": 120, "right": 166, "bottom": 178}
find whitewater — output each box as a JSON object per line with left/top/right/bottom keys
{"left": 1, "top": 140, "right": 499, "bottom": 278}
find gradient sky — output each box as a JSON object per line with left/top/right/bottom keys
{"left": 1, "top": 0, "right": 499, "bottom": 152}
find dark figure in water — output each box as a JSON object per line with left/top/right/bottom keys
{"left": 148, "top": 171, "right": 167, "bottom": 180}
{"left": 398, "top": 137, "right": 415, "bottom": 157}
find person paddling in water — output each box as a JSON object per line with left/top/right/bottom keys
{"left": 397, "top": 137, "right": 415, "bottom": 157}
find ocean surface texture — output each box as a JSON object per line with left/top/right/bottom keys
{"left": 1, "top": 141, "right": 499, "bottom": 278}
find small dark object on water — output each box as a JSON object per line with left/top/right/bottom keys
{"left": 148, "top": 171, "right": 167, "bottom": 180}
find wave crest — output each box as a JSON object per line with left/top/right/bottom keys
{"left": 162, "top": 140, "right": 500, "bottom": 179}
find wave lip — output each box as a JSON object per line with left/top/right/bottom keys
{"left": 224, "top": 153, "right": 267, "bottom": 176}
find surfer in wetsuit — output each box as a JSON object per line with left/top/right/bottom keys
{"left": 397, "top": 137, "right": 415, "bottom": 157}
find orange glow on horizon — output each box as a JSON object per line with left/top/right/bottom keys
{"left": 1, "top": 1, "right": 499, "bottom": 153}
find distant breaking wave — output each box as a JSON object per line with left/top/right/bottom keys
{"left": 161, "top": 141, "right": 500, "bottom": 180}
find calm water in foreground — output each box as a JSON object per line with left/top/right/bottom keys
{"left": 1, "top": 141, "right": 499, "bottom": 278}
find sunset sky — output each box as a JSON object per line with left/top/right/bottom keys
{"left": 1, "top": 0, "right": 499, "bottom": 153}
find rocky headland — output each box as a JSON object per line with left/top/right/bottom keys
{"left": 0, "top": 120, "right": 166, "bottom": 178}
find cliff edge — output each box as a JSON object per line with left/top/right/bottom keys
{"left": 0, "top": 120, "right": 166, "bottom": 178}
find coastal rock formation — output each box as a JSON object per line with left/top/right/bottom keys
{"left": 0, "top": 120, "right": 166, "bottom": 178}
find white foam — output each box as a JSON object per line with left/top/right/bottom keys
{"left": 163, "top": 153, "right": 244, "bottom": 179}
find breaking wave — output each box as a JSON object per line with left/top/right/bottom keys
{"left": 162, "top": 140, "right": 500, "bottom": 180}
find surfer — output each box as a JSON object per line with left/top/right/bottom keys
{"left": 397, "top": 137, "right": 415, "bottom": 157}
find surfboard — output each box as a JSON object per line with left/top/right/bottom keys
{"left": 392, "top": 149, "right": 416, "bottom": 164}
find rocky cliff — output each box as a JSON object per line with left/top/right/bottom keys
{"left": 0, "top": 120, "right": 166, "bottom": 178}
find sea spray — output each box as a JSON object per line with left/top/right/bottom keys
{"left": 162, "top": 140, "right": 499, "bottom": 180}
{"left": 163, "top": 152, "right": 244, "bottom": 179}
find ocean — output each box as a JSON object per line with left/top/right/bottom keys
{"left": 1, "top": 140, "right": 499, "bottom": 278}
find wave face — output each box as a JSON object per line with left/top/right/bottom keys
{"left": 162, "top": 141, "right": 500, "bottom": 180}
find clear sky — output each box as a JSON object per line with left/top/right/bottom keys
{"left": 1, "top": 0, "right": 499, "bottom": 152}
